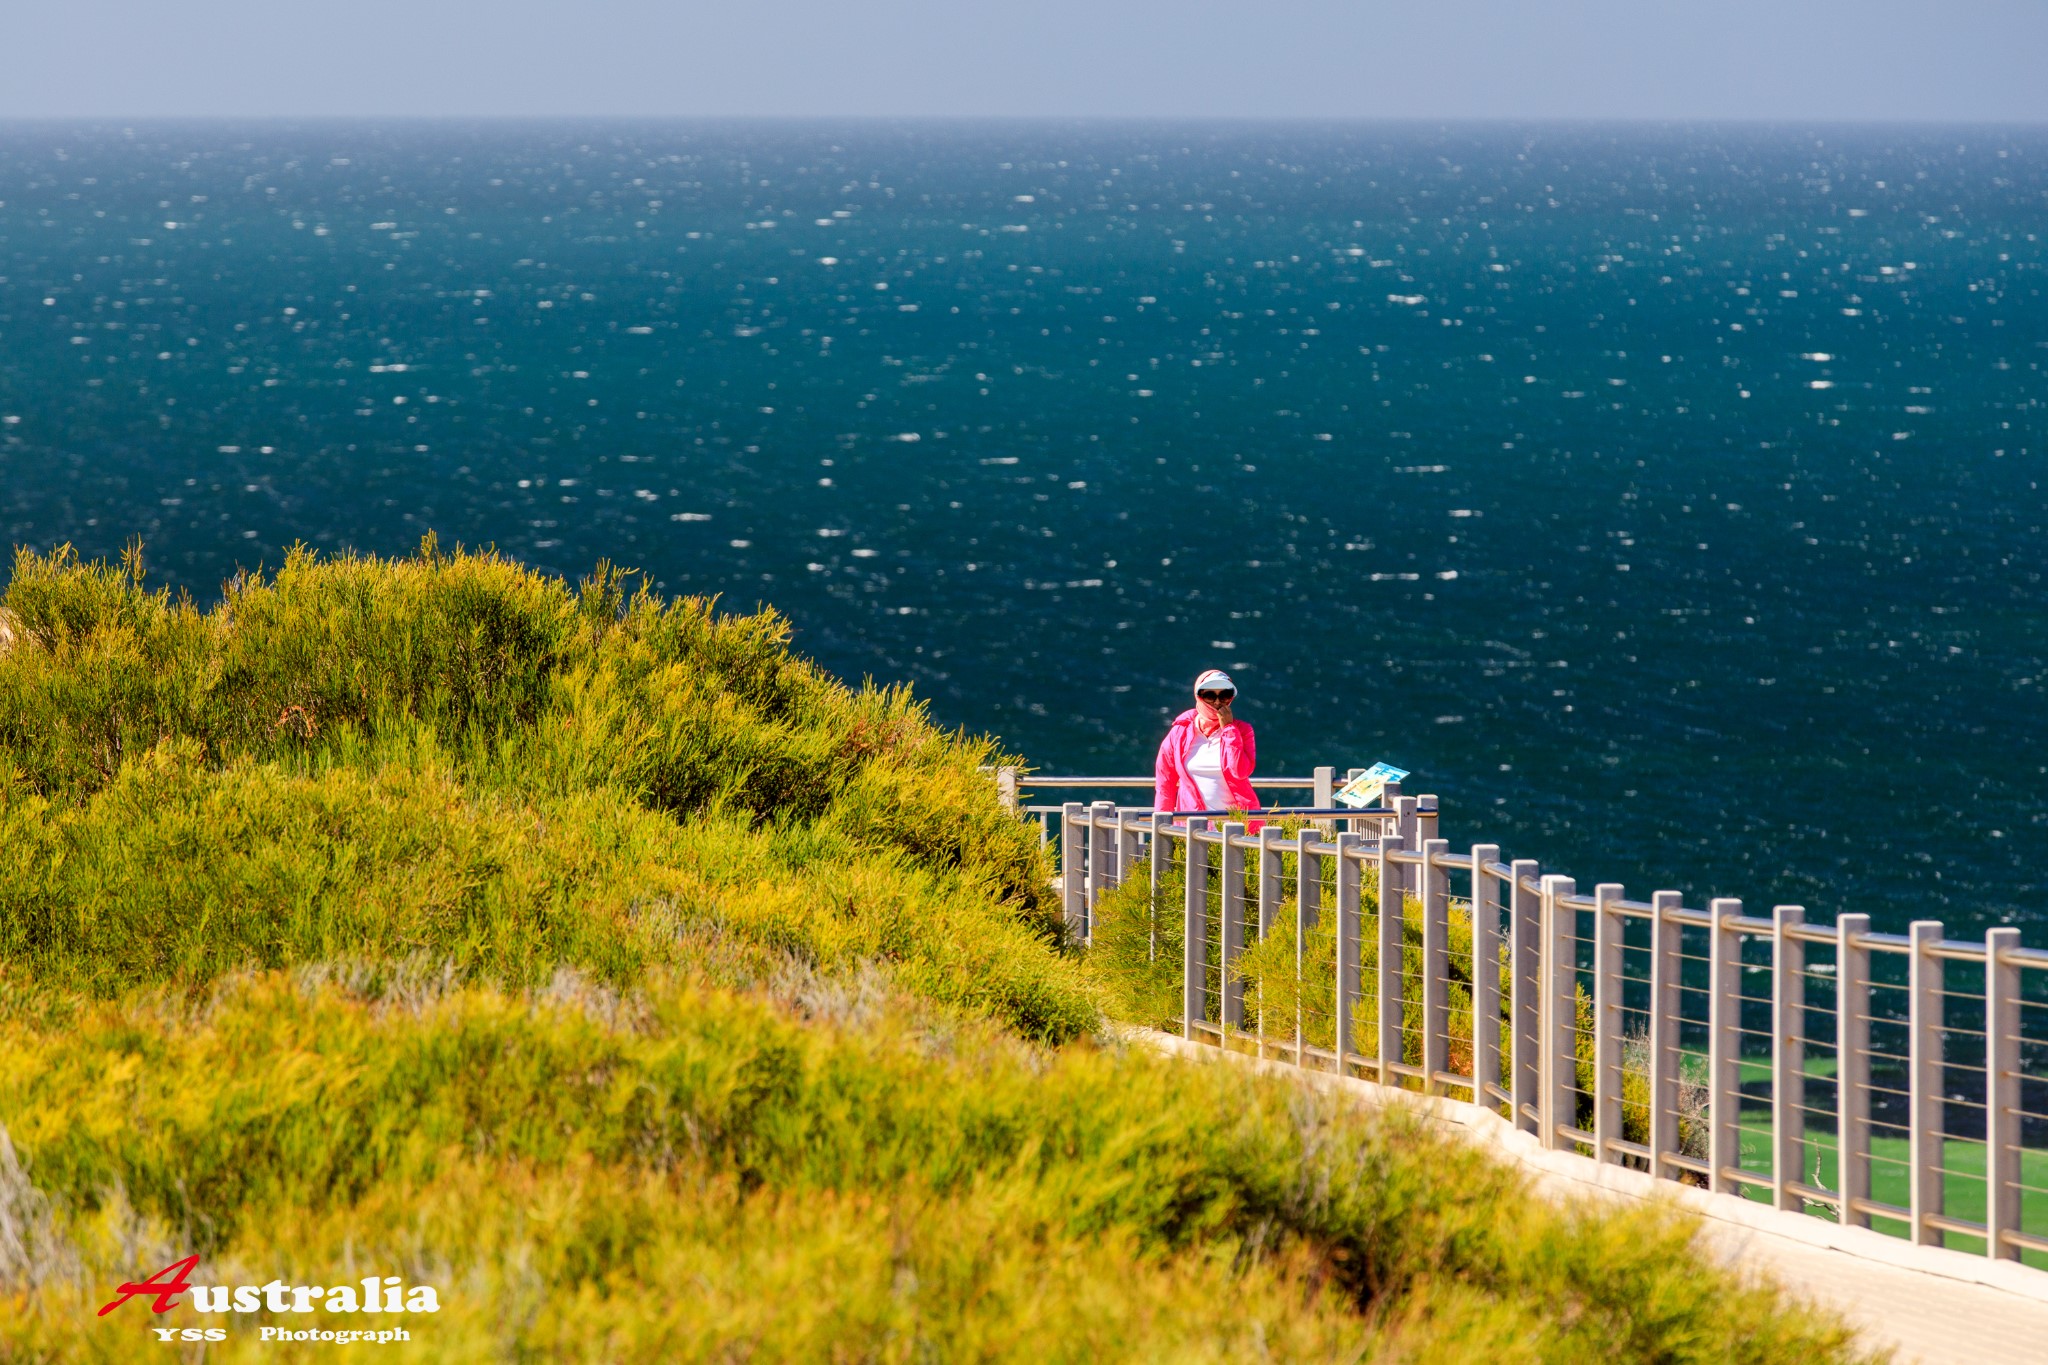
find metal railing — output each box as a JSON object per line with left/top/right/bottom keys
{"left": 997, "top": 765, "right": 1338, "bottom": 847}
{"left": 1050, "top": 783, "right": 2048, "bottom": 1267}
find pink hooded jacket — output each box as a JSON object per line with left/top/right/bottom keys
{"left": 1153, "top": 709, "right": 1260, "bottom": 815}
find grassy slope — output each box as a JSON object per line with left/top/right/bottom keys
{"left": 0, "top": 543, "right": 1877, "bottom": 1362}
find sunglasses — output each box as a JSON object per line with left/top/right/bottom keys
{"left": 1197, "top": 690, "right": 1236, "bottom": 703}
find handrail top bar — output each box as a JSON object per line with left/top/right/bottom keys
{"left": 1568, "top": 896, "right": 2025, "bottom": 962}
{"left": 1027, "top": 804, "right": 1399, "bottom": 822}
{"left": 1180, "top": 806, "right": 1397, "bottom": 819}
{"left": 1482, "top": 892, "right": 2045, "bottom": 965}
{"left": 1928, "top": 937, "right": 1993, "bottom": 963}
{"left": 1019, "top": 776, "right": 1324, "bottom": 788}
{"left": 1087, "top": 806, "right": 1399, "bottom": 820}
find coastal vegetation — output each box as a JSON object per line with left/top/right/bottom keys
{"left": 0, "top": 541, "right": 1877, "bottom": 1361}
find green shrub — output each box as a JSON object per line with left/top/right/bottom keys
{"left": 1, "top": 973, "right": 1872, "bottom": 1363}
{"left": 0, "top": 540, "right": 1055, "bottom": 934}
{"left": 0, "top": 542, "right": 1869, "bottom": 1362}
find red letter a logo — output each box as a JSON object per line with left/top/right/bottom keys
{"left": 98, "top": 1255, "right": 200, "bottom": 1316}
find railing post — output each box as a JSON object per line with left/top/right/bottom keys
{"left": 1836, "top": 912, "right": 1873, "bottom": 1230}
{"left": 1708, "top": 897, "right": 1743, "bottom": 1195}
{"left": 1416, "top": 793, "right": 1439, "bottom": 852}
{"left": 1540, "top": 875, "right": 1578, "bottom": 1150}
{"left": 1510, "top": 859, "right": 1542, "bottom": 1135}
{"left": 1296, "top": 831, "right": 1322, "bottom": 1068}
{"left": 1061, "top": 802, "right": 1085, "bottom": 942}
{"left": 1148, "top": 811, "right": 1171, "bottom": 964}
{"left": 1335, "top": 831, "right": 1364, "bottom": 1075}
{"left": 1648, "top": 890, "right": 1683, "bottom": 1181}
{"left": 1772, "top": 905, "right": 1807, "bottom": 1211}
{"left": 1986, "top": 926, "right": 2022, "bottom": 1261}
{"left": 1392, "top": 794, "right": 1419, "bottom": 897}
{"left": 1420, "top": 838, "right": 1451, "bottom": 1095}
{"left": 1313, "top": 765, "right": 1335, "bottom": 810}
{"left": 1470, "top": 844, "right": 1503, "bottom": 1111}
{"left": 1220, "top": 821, "right": 1248, "bottom": 1033}
{"left": 1909, "top": 919, "right": 1945, "bottom": 1249}
{"left": 1298, "top": 835, "right": 1324, "bottom": 935}
{"left": 1257, "top": 826, "right": 1282, "bottom": 938}
{"left": 1117, "top": 808, "right": 1140, "bottom": 891}
{"left": 1257, "top": 825, "right": 1282, "bottom": 1058}
{"left": 1183, "top": 818, "right": 1210, "bottom": 1041}
{"left": 1376, "top": 833, "right": 1404, "bottom": 1085}
{"left": 1086, "top": 799, "right": 1115, "bottom": 940}
{"left": 996, "top": 765, "right": 1018, "bottom": 813}
{"left": 1107, "top": 806, "right": 1126, "bottom": 892}
{"left": 1593, "top": 883, "right": 1625, "bottom": 1165}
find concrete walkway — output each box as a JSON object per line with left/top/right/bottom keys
{"left": 1133, "top": 1029, "right": 2048, "bottom": 1365}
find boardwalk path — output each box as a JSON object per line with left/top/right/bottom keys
{"left": 1135, "top": 1030, "right": 2048, "bottom": 1365}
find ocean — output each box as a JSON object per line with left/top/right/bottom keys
{"left": 1, "top": 120, "right": 2042, "bottom": 937}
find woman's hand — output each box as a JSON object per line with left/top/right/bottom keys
{"left": 1215, "top": 700, "right": 1234, "bottom": 727}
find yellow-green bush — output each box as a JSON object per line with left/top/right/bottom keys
{"left": 0, "top": 540, "right": 1051, "bottom": 930}
{"left": 4, "top": 973, "right": 1866, "bottom": 1363}
{"left": 0, "top": 542, "right": 1869, "bottom": 1362}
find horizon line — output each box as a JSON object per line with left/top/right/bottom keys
{"left": 3, "top": 113, "right": 2048, "bottom": 130}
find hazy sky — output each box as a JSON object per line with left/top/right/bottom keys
{"left": 4, "top": 1, "right": 2045, "bottom": 121}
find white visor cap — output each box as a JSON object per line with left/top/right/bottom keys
{"left": 1193, "top": 669, "right": 1236, "bottom": 696}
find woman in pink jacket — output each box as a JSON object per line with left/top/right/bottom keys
{"left": 1154, "top": 668, "right": 1260, "bottom": 817}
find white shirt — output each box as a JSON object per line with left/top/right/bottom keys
{"left": 1186, "top": 732, "right": 1229, "bottom": 812}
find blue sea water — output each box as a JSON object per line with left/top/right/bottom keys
{"left": 1, "top": 121, "right": 2043, "bottom": 938}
